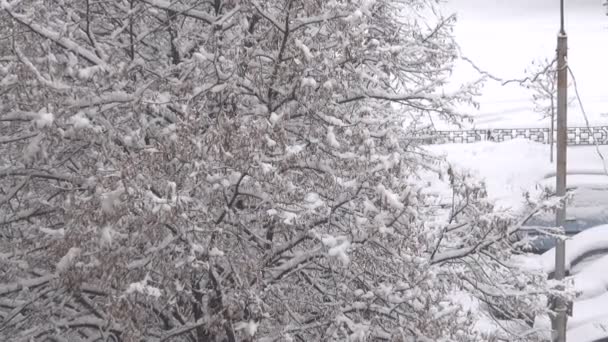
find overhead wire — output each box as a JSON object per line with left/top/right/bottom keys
{"left": 566, "top": 61, "right": 608, "bottom": 175}
{"left": 461, "top": 50, "right": 608, "bottom": 176}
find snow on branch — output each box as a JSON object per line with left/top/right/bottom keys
{"left": 13, "top": 45, "right": 70, "bottom": 91}
{"left": 140, "top": 0, "right": 216, "bottom": 24}
{"left": 431, "top": 203, "right": 541, "bottom": 265}
{"left": 291, "top": 12, "right": 349, "bottom": 32}
{"left": 0, "top": 132, "right": 38, "bottom": 145}
{"left": 0, "top": 168, "right": 85, "bottom": 185}
{"left": 252, "top": 1, "right": 286, "bottom": 33}
{"left": 0, "top": 274, "right": 55, "bottom": 296}
{"left": 0, "top": 0, "right": 550, "bottom": 340}
{"left": 157, "top": 318, "right": 209, "bottom": 342}
{"left": 267, "top": 246, "right": 324, "bottom": 282}
{"left": 6, "top": 10, "right": 108, "bottom": 67}
{"left": 68, "top": 81, "right": 153, "bottom": 108}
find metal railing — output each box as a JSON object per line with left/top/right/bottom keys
{"left": 419, "top": 126, "right": 608, "bottom": 145}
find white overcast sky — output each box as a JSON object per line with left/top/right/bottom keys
{"left": 445, "top": 0, "right": 602, "bottom": 15}
{"left": 438, "top": 0, "right": 608, "bottom": 128}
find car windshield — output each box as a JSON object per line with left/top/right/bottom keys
{"left": 522, "top": 186, "right": 608, "bottom": 253}
{"left": 526, "top": 186, "right": 608, "bottom": 231}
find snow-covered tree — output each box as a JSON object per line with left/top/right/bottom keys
{"left": 524, "top": 58, "right": 575, "bottom": 162}
{"left": 1, "top": 0, "right": 547, "bottom": 341}
{"left": 525, "top": 58, "right": 557, "bottom": 121}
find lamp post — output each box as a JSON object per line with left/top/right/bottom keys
{"left": 552, "top": 0, "right": 568, "bottom": 340}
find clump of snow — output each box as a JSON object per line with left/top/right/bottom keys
{"left": 327, "top": 240, "right": 350, "bottom": 265}
{"left": 367, "top": 38, "right": 380, "bottom": 48}
{"left": 304, "top": 192, "right": 324, "bottom": 210}
{"left": 189, "top": 243, "right": 205, "bottom": 255}
{"left": 1, "top": 74, "right": 17, "bottom": 86}
{"left": 77, "top": 65, "right": 104, "bottom": 80}
{"left": 23, "top": 134, "right": 43, "bottom": 164}
{"left": 125, "top": 275, "right": 162, "bottom": 298}
{"left": 70, "top": 112, "right": 93, "bottom": 130}
{"left": 210, "top": 83, "right": 227, "bottom": 93}
{"left": 376, "top": 283, "right": 393, "bottom": 298}
{"left": 318, "top": 112, "right": 345, "bottom": 126}
{"left": 345, "top": 9, "right": 363, "bottom": 23}
{"left": 235, "top": 320, "right": 259, "bottom": 337}
{"left": 100, "top": 225, "right": 115, "bottom": 247}
{"left": 321, "top": 235, "right": 338, "bottom": 248}
{"left": 378, "top": 225, "right": 394, "bottom": 235}
{"left": 285, "top": 144, "right": 305, "bottom": 156}
{"left": 34, "top": 110, "right": 54, "bottom": 128}
{"left": 265, "top": 135, "right": 277, "bottom": 148}
{"left": 294, "top": 39, "right": 314, "bottom": 61}
{"left": 326, "top": 126, "right": 340, "bottom": 148}
{"left": 56, "top": 247, "right": 81, "bottom": 274}
{"left": 259, "top": 161, "right": 275, "bottom": 174}
{"left": 323, "top": 235, "right": 351, "bottom": 265}
{"left": 101, "top": 187, "right": 125, "bottom": 214}
{"left": 209, "top": 247, "right": 224, "bottom": 257}
{"left": 363, "top": 199, "right": 378, "bottom": 215}
{"left": 376, "top": 184, "right": 403, "bottom": 210}
{"left": 192, "top": 52, "right": 208, "bottom": 63}
{"left": 323, "top": 80, "right": 334, "bottom": 90}
{"left": 301, "top": 77, "right": 317, "bottom": 88}
{"left": 281, "top": 211, "right": 298, "bottom": 225}
{"left": 39, "top": 227, "right": 65, "bottom": 237}
{"left": 269, "top": 112, "right": 283, "bottom": 126}
{"left": 192, "top": 46, "right": 214, "bottom": 63}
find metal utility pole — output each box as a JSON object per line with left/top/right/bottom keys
{"left": 552, "top": 0, "right": 568, "bottom": 340}
{"left": 550, "top": 107, "right": 555, "bottom": 163}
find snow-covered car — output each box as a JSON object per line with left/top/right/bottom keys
{"left": 524, "top": 224, "right": 608, "bottom": 277}
{"left": 520, "top": 177, "right": 608, "bottom": 254}
{"left": 518, "top": 224, "right": 608, "bottom": 342}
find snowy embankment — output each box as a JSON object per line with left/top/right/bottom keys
{"left": 523, "top": 225, "right": 608, "bottom": 341}
{"left": 426, "top": 139, "right": 608, "bottom": 339}
{"left": 424, "top": 139, "right": 549, "bottom": 210}
{"left": 515, "top": 224, "right": 608, "bottom": 297}
{"left": 520, "top": 225, "right": 608, "bottom": 275}
{"left": 426, "top": 139, "right": 608, "bottom": 210}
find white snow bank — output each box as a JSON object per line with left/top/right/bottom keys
{"left": 572, "top": 254, "right": 608, "bottom": 301}
{"left": 536, "top": 291, "right": 608, "bottom": 339}
{"left": 425, "top": 139, "right": 550, "bottom": 210}
{"left": 56, "top": 247, "right": 81, "bottom": 274}
{"left": 538, "top": 224, "right": 608, "bottom": 274}
{"left": 449, "top": 291, "right": 536, "bottom": 338}
{"left": 427, "top": 140, "right": 608, "bottom": 213}
{"left": 535, "top": 276, "right": 608, "bottom": 341}
{"left": 570, "top": 291, "right": 608, "bottom": 330}
{"left": 567, "top": 313, "right": 608, "bottom": 342}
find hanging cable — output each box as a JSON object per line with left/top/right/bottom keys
{"left": 566, "top": 62, "right": 608, "bottom": 175}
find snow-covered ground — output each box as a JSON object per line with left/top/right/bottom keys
{"left": 441, "top": 0, "right": 608, "bottom": 129}
{"left": 523, "top": 226, "right": 608, "bottom": 342}
{"left": 427, "top": 2, "right": 608, "bottom": 339}
{"left": 425, "top": 140, "right": 608, "bottom": 210}
{"left": 426, "top": 139, "right": 608, "bottom": 340}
